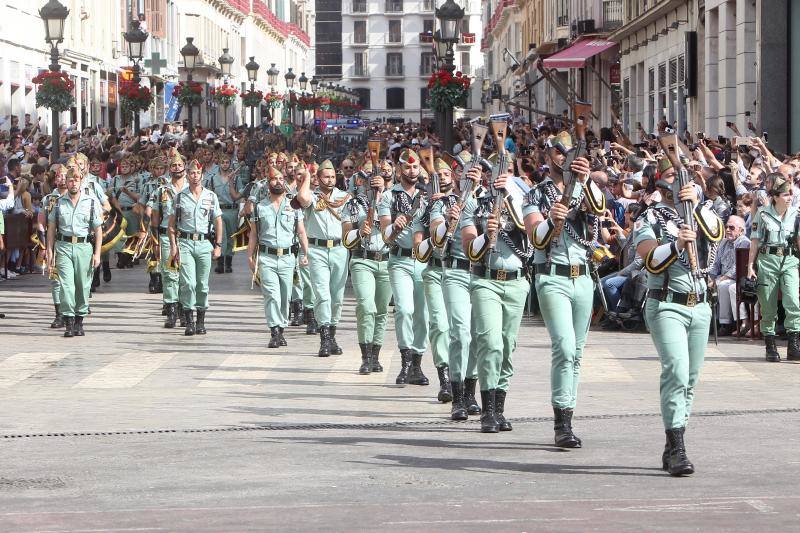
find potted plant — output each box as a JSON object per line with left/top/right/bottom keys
{"left": 427, "top": 69, "right": 471, "bottom": 112}
{"left": 172, "top": 80, "right": 204, "bottom": 107}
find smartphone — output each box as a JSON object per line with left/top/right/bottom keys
{"left": 603, "top": 140, "right": 611, "bottom": 152}
{"left": 733, "top": 136, "right": 751, "bottom": 147}
{"left": 601, "top": 220, "right": 613, "bottom": 229}
{"left": 745, "top": 111, "right": 751, "bottom": 117}
{"left": 726, "top": 121, "right": 734, "bottom": 128}
{"left": 763, "top": 132, "right": 769, "bottom": 142}
{"left": 717, "top": 135, "right": 727, "bottom": 144}
{"left": 696, "top": 132, "right": 704, "bottom": 140}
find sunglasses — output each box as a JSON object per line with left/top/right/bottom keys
{"left": 725, "top": 225, "right": 739, "bottom": 230}
{"left": 342, "top": 166, "right": 354, "bottom": 170}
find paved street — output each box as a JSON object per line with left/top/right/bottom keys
{"left": 0, "top": 257, "right": 798, "bottom": 532}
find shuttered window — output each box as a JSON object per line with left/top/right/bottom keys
{"left": 145, "top": 0, "right": 166, "bottom": 39}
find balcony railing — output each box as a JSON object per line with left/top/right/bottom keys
{"left": 385, "top": 64, "right": 404, "bottom": 77}
{"left": 385, "top": 0, "right": 403, "bottom": 13}
{"left": 557, "top": 14, "right": 569, "bottom": 27}
{"left": 352, "top": 65, "right": 370, "bottom": 78}
{"left": 420, "top": 63, "right": 435, "bottom": 76}
{"left": 461, "top": 32, "right": 476, "bottom": 45}
{"left": 419, "top": 32, "right": 434, "bottom": 43}
{"left": 602, "top": 0, "right": 623, "bottom": 31}
{"left": 352, "top": 0, "right": 368, "bottom": 13}
{"left": 387, "top": 33, "right": 403, "bottom": 45}
{"left": 353, "top": 33, "right": 369, "bottom": 45}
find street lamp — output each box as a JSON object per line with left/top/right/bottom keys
{"left": 39, "top": 0, "right": 69, "bottom": 162}
{"left": 180, "top": 37, "right": 200, "bottom": 143}
{"left": 267, "top": 63, "right": 279, "bottom": 87}
{"left": 284, "top": 68, "right": 296, "bottom": 125}
{"left": 218, "top": 48, "right": 234, "bottom": 128}
{"left": 298, "top": 72, "right": 308, "bottom": 92}
{"left": 434, "top": 0, "right": 464, "bottom": 152}
{"left": 124, "top": 18, "right": 149, "bottom": 133}
{"left": 310, "top": 76, "right": 319, "bottom": 94}
{"left": 245, "top": 56, "right": 259, "bottom": 135}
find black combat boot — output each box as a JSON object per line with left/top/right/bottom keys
{"left": 463, "top": 377, "right": 481, "bottom": 415}
{"left": 178, "top": 303, "right": 186, "bottom": 328}
{"left": 214, "top": 257, "right": 225, "bottom": 274}
{"left": 450, "top": 380, "right": 468, "bottom": 421}
{"left": 787, "top": 332, "right": 800, "bottom": 361}
{"left": 359, "top": 343, "right": 372, "bottom": 374}
{"left": 554, "top": 407, "right": 582, "bottom": 448}
{"left": 661, "top": 434, "right": 671, "bottom": 471}
{"left": 306, "top": 309, "right": 318, "bottom": 335}
{"left": 225, "top": 255, "right": 233, "bottom": 273}
{"left": 495, "top": 389, "right": 512, "bottom": 431}
{"left": 765, "top": 335, "right": 781, "bottom": 362}
{"left": 102, "top": 260, "right": 112, "bottom": 282}
{"left": 91, "top": 267, "right": 100, "bottom": 293}
{"left": 408, "top": 352, "right": 429, "bottom": 385}
{"left": 154, "top": 273, "right": 163, "bottom": 293}
{"left": 395, "top": 349, "right": 412, "bottom": 384}
{"left": 164, "top": 303, "right": 177, "bottom": 329}
{"left": 330, "top": 326, "right": 343, "bottom": 355}
{"left": 51, "top": 304, "right": 64, "bottom": 329}
{"left": 665, "top": 427, "right": 695, "bottom": 476}
{"left": 480, "top": 390, "right": 500, "bottom": 433}
{"left": 184, "top": 310, "right": 195, "bottom": 336}
{"left": 148, "top": 273, "right": 158, "bottom": 294}
{"left": 162, "top": 303, "right": 168, "bottom": 316}
{"left": 370, "top": 345, "right": 384, "bottom": 372}
{"left": 318, "top": 326, "right": 332, "bottom": 357}
{"left": 436, "top": 365, "right": 452, "bottom": 402}
{"left": 290, "top": 301, "right": 303, "bottom": 326}
{"left": 195, "top": 310, "right": 207, "bottom": 334}
{"left": 73, "top": 316, "right": 85, "bottom": 336}
{"left": 268, "top": 327, "right": 281, "bottom": 348}
{"left": 278, "top": 327, "right": 287, "bottom": 346}
{"left": 63, "top": 316, "right": 75, "bottom": 338}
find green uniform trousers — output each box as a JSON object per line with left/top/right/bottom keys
{"left": 756, "top": 253, "right": 800, "bottom": 336}
{"left": 300, "top": 262, "right": 314, "bottom": 307}
{"left": 645, "top": 298, "right": 711, "bottom": 430}
{"left": 291, "top": 258, "right": 303, "bottom": 301}
{"left": 258, "top": 252, "right": 295, "bottom": 327}
{"left": 443, "top": 267, "right": 478, "bottom": 382}
{"left": 159, "top": 234, "right": 180, "bottom": 304}
{"left": 307, "top": 244, "right": 349, "bottom": 326}
{"left": 423, "top": 265, "right": 449, "bottom": 368}
{"left": 115, "top": 210, "right": 140, "bottom": 253}
{"left": 350, "top": 257, "right": 392, "bottom": 345}
{"left": 388, "top": 255, "right": 428, "bottom": 353}
{"left": 56, "top": 241, "right": 93, "bottom": 317}
{"left": 178, "top": 239, "right": 213, "bottom": 311}
{"left": 220, "top": 208, "right": 239, "bottom": 257}
{"left": 536, "top": 271, "right": 593, "bottom": 409}
{"left": 472, "top": 276, "right": 529, "bottom": 391}
{"left": 50, "top": 276, "right": 62, "bottom": 306}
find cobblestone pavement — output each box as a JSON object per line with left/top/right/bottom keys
{"left": 0, "top": 258, "right": 797, "bottom": 531}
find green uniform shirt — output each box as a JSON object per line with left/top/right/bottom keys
{"left": 139, "top": 175, "right": 167, "bottom": 207}
{"left": 148, "top": 180, "right": 189, "bottom": 229}
{"left": 430, "top": 193, "right": 467, "bottom": 261}
{"left": 84, "top": 174, "right": 109, "bottom": 206}
{"left": 246, "top": 179, "right": 268, "bottom": 204}
{"left": 346, "top": 193, "right": 388, "bottom": 253}
{"left": 253, "top": 196, "right": 303, "bottom": 249}
{"left": 523, "top": 177, "right": 592, "bottom": 265}
{"left": 108, "top": 174, "right": 142, "bottom": 209}
{"left": 47, "top": 192, "right": 103, "bottom": 237}
{"left": 169, "top": 187, "right": 222, "bottom": 235}
{"left": 415, "top": 194, "right": 458, "bottom": 261}
{"left": 751, "top": 204, "right": 799, "bottom": 245}
{"left": 304, "top": 188, "right": 349, "bottom": 240}
{"left": 378, "top": 183, "right": 426, "bottom": 250}
{"left": 461, "top": 195, "right": 527, "bottom": 272}
{"left": 205, "top": 167, "right": 245, "bottom": 206}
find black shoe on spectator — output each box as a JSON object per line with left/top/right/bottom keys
{"left": 718, "top": 324, "right": 734, "bottom": 337}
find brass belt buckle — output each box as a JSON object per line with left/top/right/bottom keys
{"left": 326, "top": 239, "right": 334, "bottom": 248}
{"left": 686, "top": 293, "right": 697, "bottom": 307}
{"left": 496, "top": 269, "right": 507, "bottom": 281}
{"left": 194, "top": 234, "right": 200, "bottom": 241}
{"left": 70, "top": 236, "right": 78, "bottom": 244}
{"left": 570, "top": 264, "right": 580, "bottom": 278}
{"left": 776, "top": 247, "right": 785, "bottom": 256}
{"left": 276, "top": 248, "right": 284, "bottom": 257}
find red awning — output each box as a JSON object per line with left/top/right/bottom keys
{"left": 542, "top": 38, "right": 617, "bottom": 69}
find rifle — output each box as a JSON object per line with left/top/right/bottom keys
{"left": 551, "top": 101, "right": 592, "bottom": 242}
{"left": 487, "top": 115, "right": 510, "bottom": 256}
{"left": 418, "top": 146, "right": 439, "bottom": 195}
{"left": 364, "top": 138, "right": 383, "bottom": 248}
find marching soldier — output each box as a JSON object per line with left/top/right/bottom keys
{"left": 379, "top": 148, "right": 429, "bottom": 385}
{"left": 295, "top": 160, "right": 350, "bottom": 356}
{"left": 149, "top": 151, "right": 189, "bottom": 328}
{"left": 39, "top": 165, "right": 67, "bottom": 328}
{"left": 139, "top": 156, "right": 168, "bottom": 294}
{"left": 108, "top": 156, "right": 143, "bottom": 268}
{"left": 747, "top": 173, "right": 800, "bottom": 362}
{"left": 167, "top": 160, "right": 224, "bottom": 336}
{"left": 523, "top": 131, "right": 603, "bottom": 447}
{"left": 70, "top": 154, "right": 112, "bottom": 290}
{"left": 46, "top": 167, "right": 103, "bottom": 337}
{"left": 206, "top": 152, "right": 245, "bottom": 274}
{"left": 342, "top": 164, "right": 391, "bottom": 374}
{"left": 301, "top": 163, "right": 320, "bottom": 335}
{"left": 285, "top": 160, "right": 307, "bottom": 327}
{"left": 633, "top": 155, "right": 722, "bottom": 476}
{"left": 248, "top": 168, "right": 309, "bottom": 348}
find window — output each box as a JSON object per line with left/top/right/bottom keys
{"left": 422, "top": 0, "right": 434, "bottom": 11}
{"left": 420, "top": 52, "right": 436, "bottom": 75}
{"left": 354, "top": 52, "right": 368, "bottom": 76}
{"left": 658, "top": 61, "right": 667, "bottom": 123}
{"left": 423, "top": 19, "right": 434, "bottom": 34}
{"left": 354, "top": 20, "right": 367, "bottom": 43}
{"left": 386, "top": 53, "right": 403, "bottom": 75}
{"left": 421, "top": 87, "right": 430, "bottom": 109}
{"left": 647, "top": 66, "right": 655, "bottom": 132}
{"left": 352, "top": 0, "right": 367, "bottom": 12}
{"left": 354, "top": 88, "right": 370, "bottom": 109}
{"left": 460, "top": 18, "right": 470, "bottom": 35}
{"left": 556, "top": 0, "right": 568, "bottom": 26}
{"left": 460, "top": 52, "right": 470, "bottom": 74}
{"left": 622, "top": 76, "right": 630, "bottom": 133}
{"left": 387, "top": 87, "right": 405, "bottom": 109}
{"left": 385, "top": 0, "right": 403, "bottom": 13}
{"left": 389, "top": 20, "right": 402, "bottom": 43}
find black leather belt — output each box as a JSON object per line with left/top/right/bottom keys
{"left": 443, "top": 257, "right": 471, "bottom": 271}
{"left": 157, "top": 227, "right": 168, "bottom": 236}
{"left": 648, "top": 289, "right": 707, "bottom": 307}
{"left": 759, "top": 246, "right": 795, "bottom": 257}
{"left": 391, "top": 247, "right": 414, "bottom": 258}
{"left": 428, "top": 257, "right": 443, "bottom": 268}
{"left": 535, "top": 263, "right": 588, "bottom": 278}
{"left": 351, "top": 249, "right": 389, "bottom": 261}
{"left": 470, "top": 265, "right": 522, "bottom": 281}
{"left": 120, "top": 206, "right": 134, "bottom": 211}
{"left": 259, "top": 244, "right": 292, "bottom": 256}
{"left": 57, "top": 234, "right": 89, "bottom": 243}
{"left": 220, "top": 203, "right": 237, "bottom": 210}
{"left": 309, "top": 237, "right": 341, "bottom": 248}
{"left": 179, "top": 231, "right": 208, "bottom": 241}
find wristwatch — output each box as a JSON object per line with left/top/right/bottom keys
{"left": 214, "top": 242, "right": 222, "bottom": 248}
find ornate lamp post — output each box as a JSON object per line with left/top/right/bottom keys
{"left": 298, "top": 72, "right": 309, "bottom": 126}
{"left": 218, "top": 48, "right": 234, "bottom": 128}
{"left": 180, "top": 37, "right": 200, "bottom": 143}
{"left": 284, "top": 68, "right": 296, "bottom": 126}
{"left": 267, "top": 63, "right": 279, "bottom": 88}
{"left": 124, "top": 19, "right": 149, "bottom": 133}
{"left": 245, "top": 56, "right": 259, "bottom": 135}
{"left": 39, "top": 0, "right": 69, "bottom": 162}
{"left": 435, "top": 0, "right": 464, "bottom": 151}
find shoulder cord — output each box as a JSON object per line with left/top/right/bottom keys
{"left": 540, "top": 181, "right": 599, "bottom": 255}
{"left": 649, "top": 205, "right": 719, "bottom": 274}
{"left": 391, "top": 190, "right": 413, "bottom": 219}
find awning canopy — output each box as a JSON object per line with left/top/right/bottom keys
{"left": 542, "top": 38, "right": 617, "bottom": 69}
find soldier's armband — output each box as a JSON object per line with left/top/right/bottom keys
{"left": 415, "top": 238, "right": 434, "bottom": 263}
{"left": 431, "top": 221, "right": 447, "bottom": 247}
{"left": 693, "top": 204, "right": 723, "bottom": 242}
{"left": 532, "top": 219, "right": 555, "bottom": 250}
{"left": 343, "top": 228, "right": 361, "bottom": 249}
{"left": 582, "top": 180, "right": 606, "bottom": 215}
{"left": 645, "top": 242, "right": 679, "bottom": 274}
{"left": 467, "top": 233, "right": 489, "bottom": 262}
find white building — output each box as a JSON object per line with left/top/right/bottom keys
{"left": 337, "top": 0, "right": 483, "bottom": 123}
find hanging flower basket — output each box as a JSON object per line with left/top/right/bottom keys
{"left": 211, "top": 84, "right": 240, "bottom": 107}
{"left": 265, "top": 91, "right": 284, "bottom": 109}
{"left": 172, "top": 81, "right": 204, "bottom": 107}
{"left": 120, "top": 83, "right": 154, "bottom": 114}
{"left": 32, "top": 71, "right": 75, "bottom": 113}
{"left": 297, "top": 96, "right": 318, "bottom": 111}
{"left": 427, "top": 69, "right": 471, "bottom": 112}
{"left": 318, "top": 97, "right": 331, "bottom": 112}
{"left": 241, "top": 89, "right": 264, "bottom": 108}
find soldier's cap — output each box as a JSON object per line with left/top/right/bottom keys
{"left": 547, "top": 131, "right": 573, "bottom": 154}
{"left": 360, "top": 160, "right": 373, "bottom": 174}
{"left": 150, "top": 155, "right": 167, "bottom": 169}
{"left": 435, "top": 157, "right": 451, "bottom": 172}
{"left": 268, "top": 166, "right": 284, "bottom": 179}
{"left": 65, "top": 166, "right": 81, "bottom": 181}
{"left": 768, "top": 173, "right": 791, "bottom": 195}
{"left": 187, "top": 159, "right": 203, "bottom": 173}
{"left": 168, "top": 148, "right": 185, "bottom": 167}
{"left": 65, "top": 155, "right": 79, "bottom": 169}
{"left": 457, "top": 151, "right": 473, "bottom": 165}
{"left": 657, "top": 157, "right": 673, "bottom": 174}
{"left": 399, "top": 148, "right": 419, "bottom": 165}
{"left": 319, "top": 159, "right": 335, "bottom": 172}
{"left": 74, "top": 152, "right": 89, "bottom": 167}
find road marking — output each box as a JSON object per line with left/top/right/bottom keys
{"left": 197, "top": 354, "right": 274, "bottom": 387}
{"left": 580, "top": 347, "right": 635, "bottom": 382}
{"left": 74, "top": 353, "right": 176, "bottom": 389}
{"left": 701, "top": 347, "right": 758, "bottom": 381}
{"left": 0, "top": 352, "right": 70, "bottom": 388}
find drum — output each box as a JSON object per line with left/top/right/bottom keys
{"left": 101, "top": 207, "right": 127, "bottom": 254}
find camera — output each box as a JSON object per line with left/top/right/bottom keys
{"left": 602, "top": 220, "right": 613, "bottom": 229}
